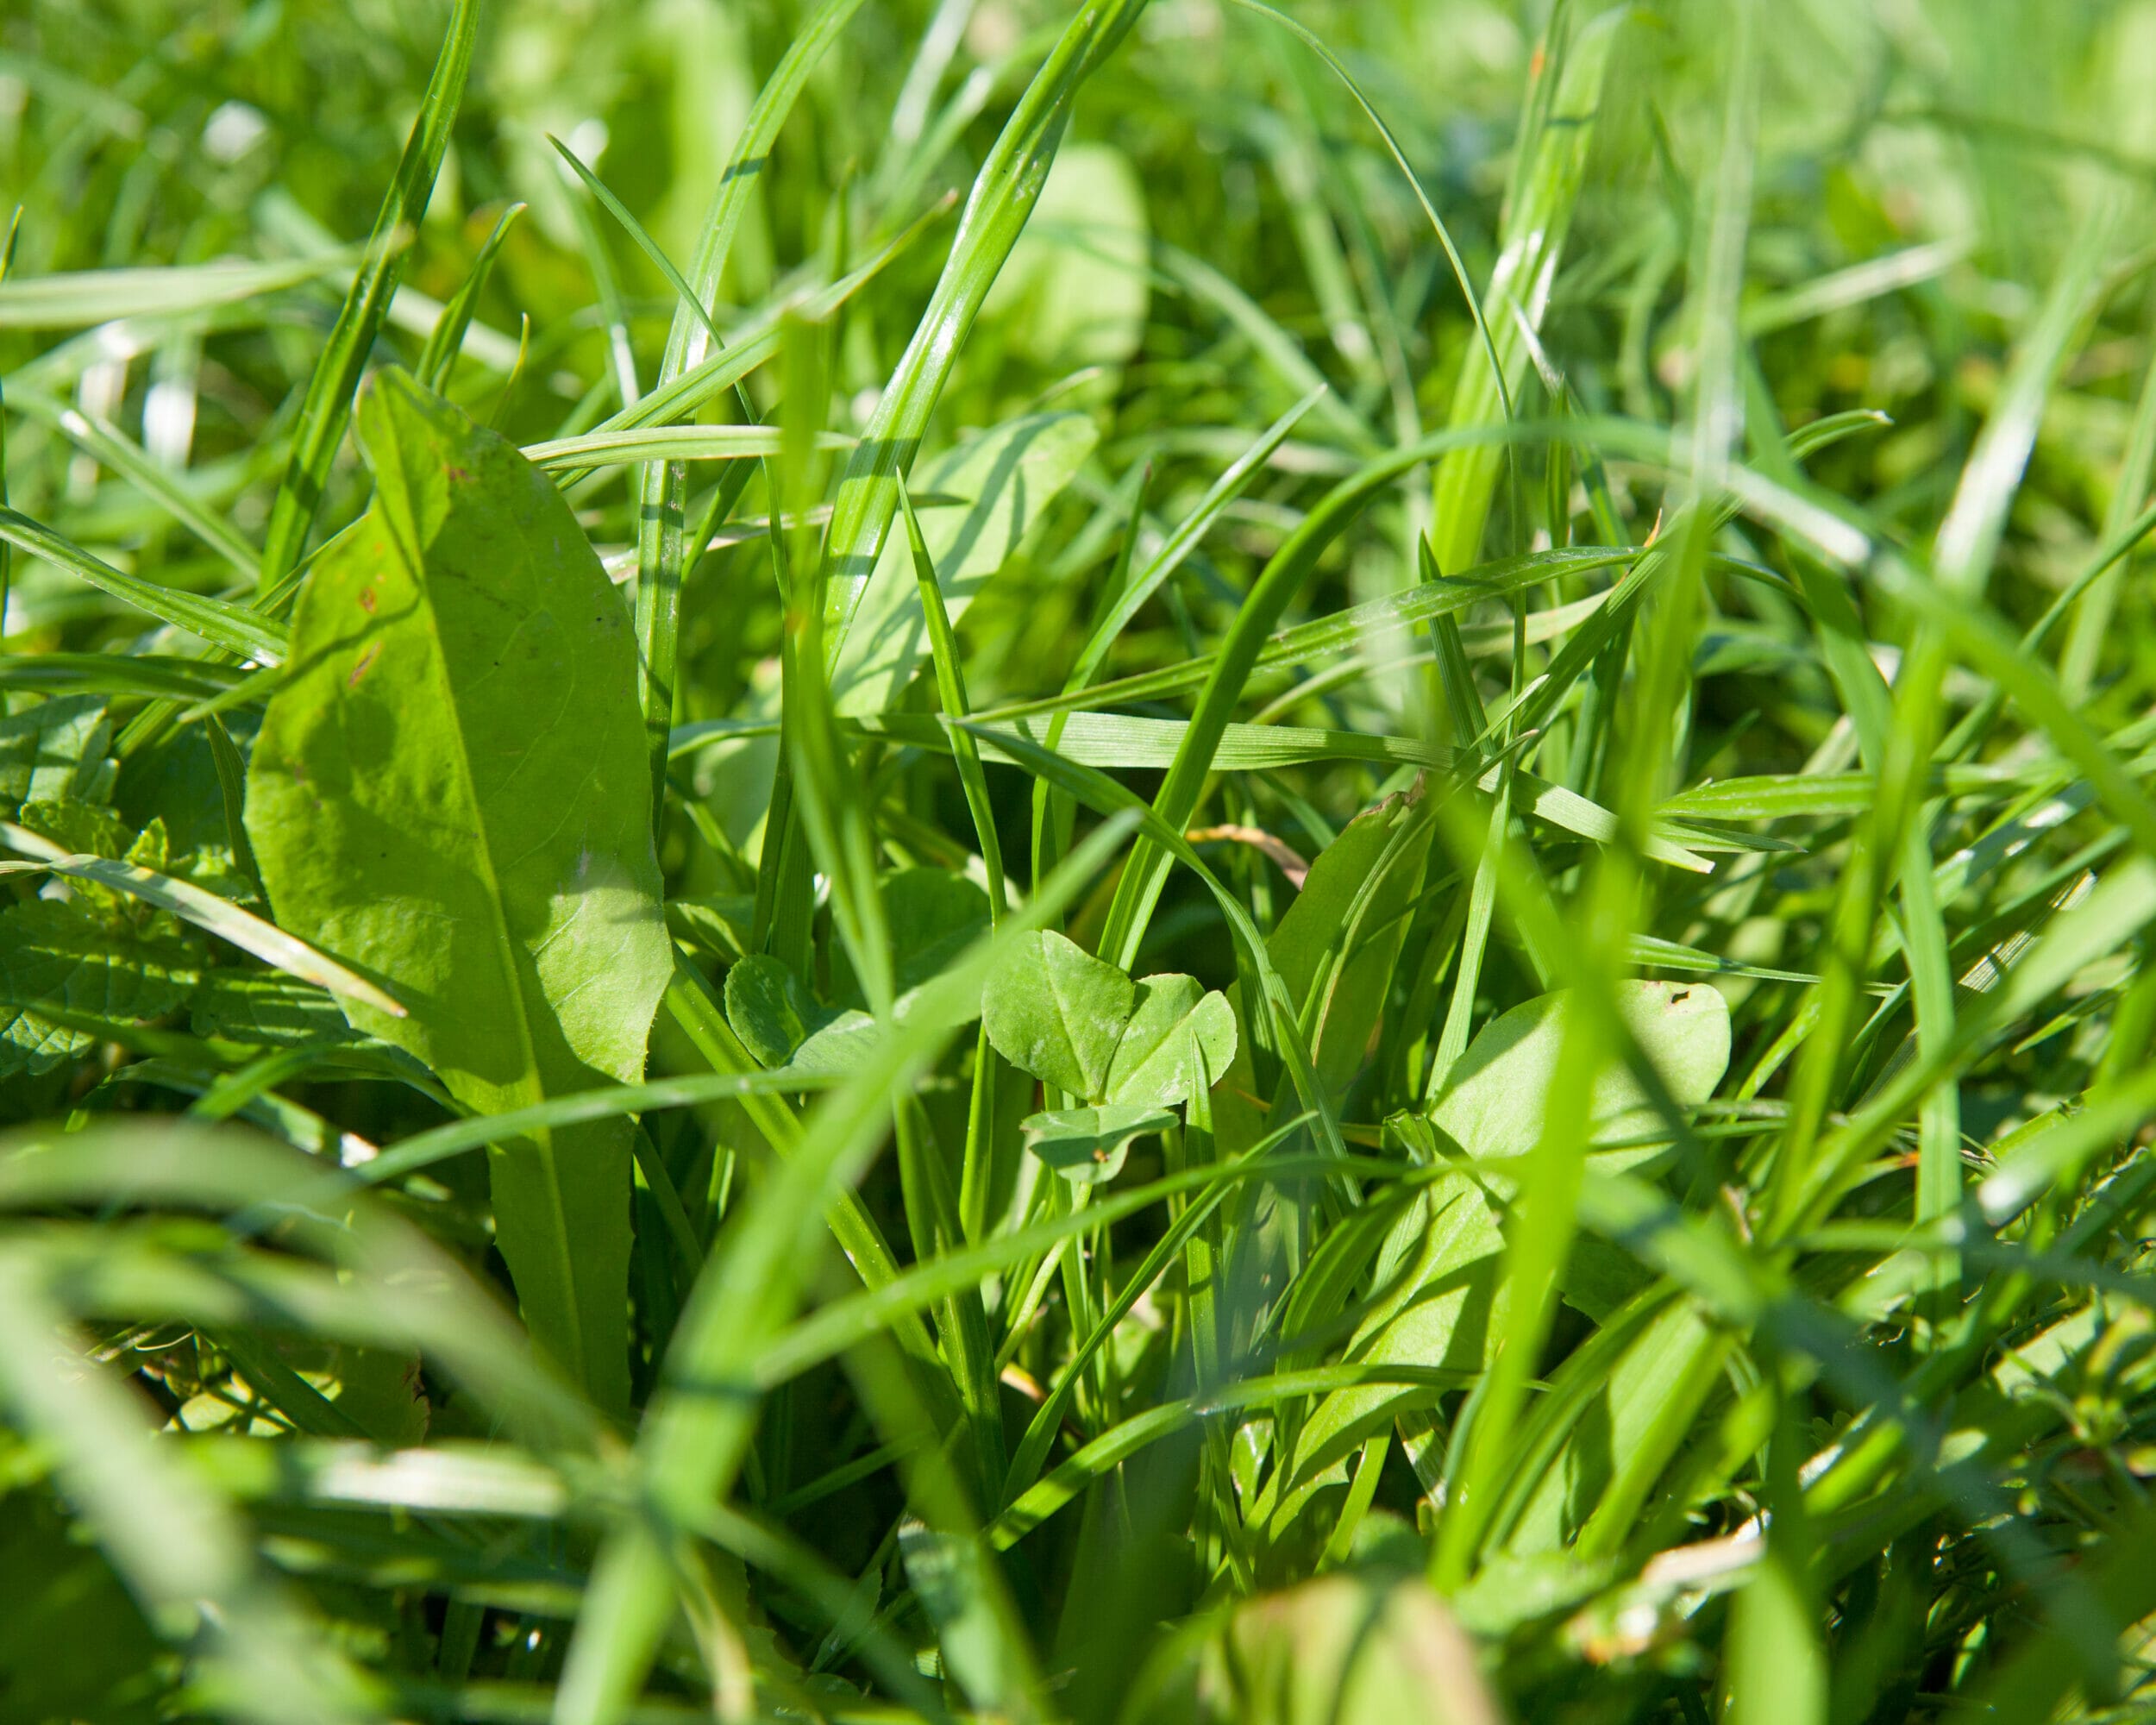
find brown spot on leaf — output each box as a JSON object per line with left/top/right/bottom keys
{"left": 348, "top": 643, "right": 381, "bottom": 688}
{"left": 358, "top": 588, "right": 376, "bottom": 612}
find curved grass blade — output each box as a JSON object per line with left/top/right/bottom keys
{"left": 0, "top": 254, "right": 356, "bottom": 329}
{"left": 351, "top": 1067, "right": 847, "bottom": 1189}
{"left": 628, "top": 0, "right": 874, "bottom": 822}
{"left": 1087, "top": 426, "right": 1579, "bottom": 968}
{"left": 0, "top": 819, "right": 402, "bottom": 1015}
{"left": 987, "top": 1362, "right": 1484, "bottom": 1551}
{"left": 8, "top": 387, "right": 260, "bottom": 580}
{"left": 981, "top": 543, "right": 1641, "bottom": 722}
{"left": 0, "top": 507, "right": 285, "bottom": 662}
{"left": 415, "top": 202, "right": 524, "bottom": 392}
{"left": 1072, "top": 387, "right": 1326, "bottom": 698}
{"left": 524, "top": 425, "right": 843, "bottom": 468}
{"left": 256, "top": 0, "right": 480, "bottom": 603}
{"left": 818, "top": 0, "right": 1151, "bottom": 661}
{"left": 0, "top": 651, "right": 244, "bottom": 701}
{"left": 554, "top": 205, "right": 948, "bottom": 485}
{"left": 0, "top": 1122, "right": 595, "bottom": 1446}
{"left": 896, "top": 475, "right": 1012, "bottom": 1241}
{"left": 957, "top": 718, "right": 1348, "bottom": 1163}
{"left": 0, "top": 1251, "right": 381, "bottom": 1724}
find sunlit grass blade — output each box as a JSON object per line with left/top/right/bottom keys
{"left": 0, "top": 1251, "right": 381, "bottom": 1724}
{"left": 254, "top": 0, "right": 479, "bottom": 600}
{"left": 0, "top": 506, "right": 285, "bottom": 661}
{"left": 415, "top": 202, "right": 524, "bottom": 393}
{"left": 818, "top": 0, "right": 1151, "bottom": 660}
{"left": 9, "top": 386, "right": 260, "bottom": 580}
{"left": 0, "top": 254, "right": 357, "bottom": 329}
{"left": 0, "top": 819, "right": 403, "bottom": 1015}
{"left": 625, "top": 0, "right": 872, "bottom": 822}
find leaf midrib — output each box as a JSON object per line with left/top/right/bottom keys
{"left": 382, "top": 479, "right": 587, "bottom": 1383}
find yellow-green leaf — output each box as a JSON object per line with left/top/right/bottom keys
{"left": 245, "top": 367, "right": 670, "bottom": 1414}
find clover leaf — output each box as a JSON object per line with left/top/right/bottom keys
{"left": 982, "top": 931, "right": 1236, "bottom": 1184}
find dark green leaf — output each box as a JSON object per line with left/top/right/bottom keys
{"left": 0, "top": 695, "right": 111, "bottom": 810}
{"left": 0, "top": 898, "right": 197, "bottom": 1075}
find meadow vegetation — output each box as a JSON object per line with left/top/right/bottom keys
{"left": 2, "top": 0, "right": 2155, "bottom": 1720}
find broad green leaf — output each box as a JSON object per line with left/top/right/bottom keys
{"left": 349, "top": 1064, "right": 851, "bottom": 1191}
{"left": 1140, "top": 1573, "right": 1502, "bottom": 1725}
{"left": 0, "top": 898, "right": 197, "bottom": 1075}
{"left": 830, "top": 411, "right": 1096, "bottom": 716}
{"left": 830, "top": 867, "right": 990, "bottom": 1010}
{"left": 15, "top": 798, "right": 130, "bottom": 865}
{"left": 1251, "top": 1173, "right": 1505, "bottom": 1538}
{"left": 1021, "top": 1102, "right": 1177, "bottom": 1185}
{"left": 190, "top": 969, "right": 366, "bottom": 1049}
{"left": 981, "top": 929, "right": 1134, "bottom": 1102}
{"left": 1213, "top": 790, "right": 1433, "bottom": 1157}
{"left": 0, "top": 695, "right": 111, "bottom": 810}
{"left": 1432, "top": 980, "right": 1733, "bottom": 1162}
{"left": 663, "top": 894, "right": 755, "bottom": 965}
{"left": 246, "top": 367, "right": 670, "bottom": 1413}
{"left": 1275, "top": 789, "right": 1433, "bottom": 1089}
{"left": 982, "top": 141, "right": 1150, "bottom": 373}
{"left": 1104, "top": 975, "right": 1238, "bottom": 1108}
{"left": 724, "top": 953, "right": 879, "bottom": 1076}
{"left": 724, "top": 954, "right": 824, "bottom": 1070}
{"left": 956, "top": 714, "right": 1348, "bottom": 1160}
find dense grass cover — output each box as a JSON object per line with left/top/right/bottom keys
{"left": 4, "top": 0, "right": 2156, "bottom": 1719}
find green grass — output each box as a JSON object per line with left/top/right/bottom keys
{"left": 3, "top": 0, "right": 2156, "bottom": 1720}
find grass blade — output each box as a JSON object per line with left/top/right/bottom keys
{"left": 255, "top": 0, "right": 480, "bottom": 602}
